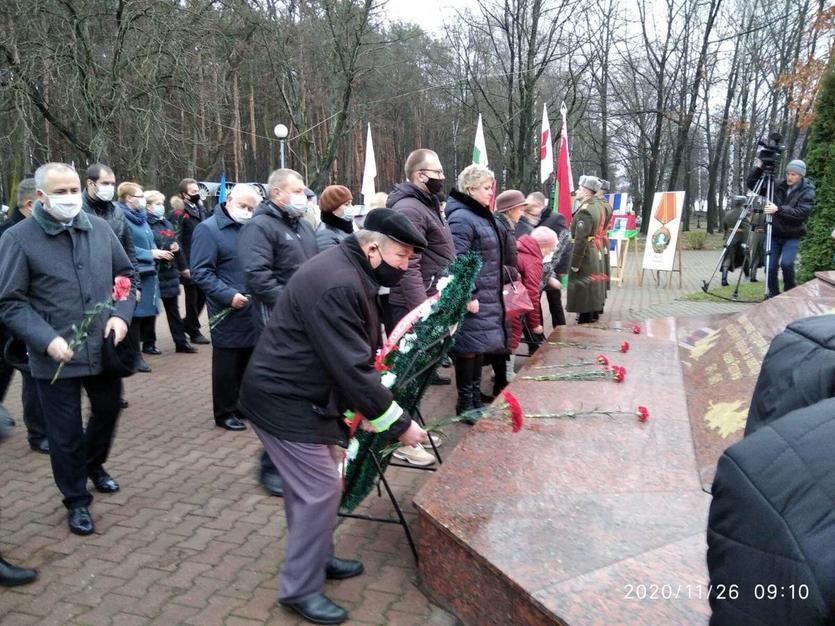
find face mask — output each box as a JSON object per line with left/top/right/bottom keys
{"left": 285, "top": 193, "right": 309, "bottom": 217}
{"left": 95, "top": 184, "right": 115, "bottom": 202}
{"left": 229, "top": 207, "right": 253, "bottom": 224}
{"left": 44, "top": 193, "right": 83, "bottom": 222}
{"left": 425, "top": 177, "right": 444, "bottom": 195}
{"left": 369, "top": 250, "right": 407, "bottom": 287}
{"left": 152, "top": 205, "right": 165, "bottom": 219}
{"left": 136, "top": 197, "right": 147, "bottom": 210}
{"left": 187, "top": 193, "right": 201, "bottom": 204}
{"left": 542, "top": 252, "right": 554, "bottom": 263}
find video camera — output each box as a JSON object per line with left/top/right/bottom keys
{"left": 756, "top": 132, "right": 785, "bottom": 174}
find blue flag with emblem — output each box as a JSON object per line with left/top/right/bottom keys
{"left": 218, "top": 173, "right": 227, "bottom": 205}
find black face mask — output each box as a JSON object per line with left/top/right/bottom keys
{"left": 187, "top": 193, "right": 200, "bottom": 204}
{"left": 370, "top": 256, "right": 406, "bottom": 287}
{"left": 425, "top": 177, "right": 444, "bottom": 195}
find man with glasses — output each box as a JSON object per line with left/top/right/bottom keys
{"left": 384, "top": 149, "right": 455, "bottom": 466}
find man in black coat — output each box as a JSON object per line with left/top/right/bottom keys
{"left": 238, "top": 209, "right": 428, "bottom": 625}
{"left": 707, "top": 314, "right": 835, "bottom": 624}
{"left": 0, "top": 178, "right": 48, "bottom": 454}
{"left": 0, "top": 163, "right": 136, "bottom": 536}
{"left": 238, "top": 168, "right": 319, "bottom": 496}
{"left": 173, "top": 178, "right": 210, "bottom": 345}
{"left": 746, "top": 159, "right": 815, "bottom": 297}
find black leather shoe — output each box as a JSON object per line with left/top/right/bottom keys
{"left": 190, "top": 334, "right": 210, "bottom": 345}
{"left": 175, "top": 343, "right": 198, "bottom": 354}
{"left": 29, "top": 439, "right": 49, "bottom": 454}
{"left": 280, "top": 593, "right": 347, "bottom": 625}
{"left": 0, "top": 556, "right": 37, "bottom": 587}
{"left": 260, "top": 467, "right": 284, "bottom": 497}
{"left": 119, "top": 398, "right": 129, "bottom": 409}
{"left": 216, "top": 416, "right": 247, "bottom": 431}
{"left": 68, "top": 507, "right": 94, "bottom": 536}
{"left": 142, "top": 344, "right": 162, "bottom": 355}
{"left": 440, "top": 355, "right": 452, "bottom": 368}
{"left": 90, "top": 467, "right": 120, "bottom": 493}
{"left": 429, "top": 371, "right": 451, "bottom": 385}
{"left": 135, "top": 359, "right": 152, "bottom": 373}
{"left": 325, "top": 557, "right": 364, "bottom": 580}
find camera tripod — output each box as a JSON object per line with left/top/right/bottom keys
{"left": 702, "top": 171, "right": 776, "bottom": 301}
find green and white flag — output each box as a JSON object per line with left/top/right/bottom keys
{"left": 472, "top": 114, "right": 488, "bottom": 166}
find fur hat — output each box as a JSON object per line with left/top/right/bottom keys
{"left": 579, "top": 175, "right": 602, "bottom": 193}
{"left": 319, "top": 185, "right": 352, "bottom": 213}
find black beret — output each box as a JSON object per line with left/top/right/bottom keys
{"left": 364, "top": 208, "right": 427, "bottom": 251}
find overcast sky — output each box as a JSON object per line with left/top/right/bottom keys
{"left": 382, "top": 0, "right": 471, "bottom": 33}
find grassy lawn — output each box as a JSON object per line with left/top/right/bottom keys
{"left": 681, "top": 280, "right": 775, "bottom": 303}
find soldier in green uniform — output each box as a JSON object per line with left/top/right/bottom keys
{"left": 720, "top": 196, "right": 749, "bottom": 286}
{"left": 567, "top": 176, "right": 606, "bottom": 324}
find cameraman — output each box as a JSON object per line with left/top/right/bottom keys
{"left": 746, "top": 159, "right": 815, "bottom": 296}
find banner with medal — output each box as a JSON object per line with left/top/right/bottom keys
{"left": 641, "top": 191, "right": 685, "bottom": 272}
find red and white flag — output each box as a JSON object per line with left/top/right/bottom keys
{"left": 554, "top": 102, "right": 574, "bottom": 225}
{"left": 539, "top": 103, "right": 554, "bottom": 184}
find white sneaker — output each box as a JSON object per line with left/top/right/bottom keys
{"left": 423, "top": 432, "right": 444, "bottom": 448}
{"left": 393, "top": 445, "right": 436, "bottom": 466}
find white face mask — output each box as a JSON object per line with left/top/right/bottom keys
{"left": 229, "top": 206, "right": 253, "bottom": 224}
{"left": 95, "top": 184, "right": 115, "bottom": 202}
{"left": 542, "top": 252, "right": 554, "bottom": 263}
{"left": 285, "top": 193, "right": 309, "bottom": 217}
{"left": 45, "top": 193, "right": 83, "bottom": 222}
{"left": 151, "top": 204, "right": 165, "bottom": 219}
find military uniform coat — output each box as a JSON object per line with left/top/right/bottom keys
{"left": 566, "top": 197, "right": 606, "bottom": 314}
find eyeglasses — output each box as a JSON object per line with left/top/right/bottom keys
{"left": 420, "top": 169, "right": 444, "bottom": 177}
{"left": 131, "top": 194, "right": 144, "bottom": 199}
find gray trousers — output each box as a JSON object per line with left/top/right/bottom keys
{"left": 252, "top": 423, "right": 342, "bottom": 602}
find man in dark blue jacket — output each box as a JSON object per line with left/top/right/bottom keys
{"left": 191, "top": 184, "right": 259, "bottom": 432}
{"left": 238, "top": 168, "right": 319, "bottom": 495}
{"left": 746, "top": 159, "right": 815, "bottom": 297}
{"left": 0, "top": 163, "right": 136, "bottom": 536}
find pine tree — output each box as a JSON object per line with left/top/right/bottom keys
{"left": 798, "top": 57, "right": 835, "bottom": 282}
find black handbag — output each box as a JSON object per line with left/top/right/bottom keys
{"left": 101, "top": 330, "right": 138, "bottom": 378}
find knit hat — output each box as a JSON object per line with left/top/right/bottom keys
{"left": 531, "top": 226, "right": 558, "bottom": 248}
{"left": 786, "top": 159, "right": 806, "bottom": 177}
{"left": 495, "top": 189, "right": 527, "bottom": 213}
{"left": 364, "top": 208, "right": 427, "bottom": 250}
{"left": 579, "top": 175, "right": 602, "bottom": 193}
{"left": 319, "top": 185, "right": 352, "bottom": 213}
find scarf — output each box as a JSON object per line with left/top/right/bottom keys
{"left": 320, "top": 210, "right": 354, "bottom": 234}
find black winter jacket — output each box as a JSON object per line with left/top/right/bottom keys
{"left": 238, "top": 235, "right": 412, "bottom": 444}
{"left": 707, "top": 397, "right": 835, "bottom": 625}
{"left": 445, "top": 189, "right": 507, "bottom": 355}
{"left": 148, "top": 216, "right": 186, "bottom": 299}
{"left": 746, "top": 167, "right": 816, "bottom": 239}
{"left": 238, "top": 200, "right": 318, "bottom": 335}
{"left": 172, "top": 198, "right": 206, "bottom": 275}
{"left": 82, "top": 191, "right": 138, "bottom": 289}
{"left": 386, "top": 182, "right": 455, "bottom": 311}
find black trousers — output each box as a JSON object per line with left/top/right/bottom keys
{"left": 211, "top": 346, "right": 253, "bottom": 423}
{"left": 162, "top": 296, "right": 189, "bottom": 347}
{"left": 0, "top": 361, "right": 48, "bottom": 444}
{"left": 139, "top": 316, "right": 157, "bottom": 346}
{"left": 183, "top": 283, "right": 206, "bottom": 338}
{"left": 545, "top": 287, "right": 566, "bottom": 328}
{"left": 34, "top": 373, "right": 122, "bottom": 509}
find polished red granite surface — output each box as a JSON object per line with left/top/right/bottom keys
{"left": 415, "top": 276, "right": 835, "bottom": 625}
{"left": 678, "top": 276, "right": 835, "bottom": 488}
{"left": 415, "top": 324, "right": 710, "bottom": 625}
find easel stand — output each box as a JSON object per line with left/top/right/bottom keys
{"left": 609, "top": 236, "right": 636, "bottom": 287}
{"left": 639, "top": 230, "right": 683, "bottom": 288}
{"left": 337, "top": 334, "right": 453, "bottom": 563}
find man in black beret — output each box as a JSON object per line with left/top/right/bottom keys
{"left": 238, "top": 209, "right": 428, "bottom": 625}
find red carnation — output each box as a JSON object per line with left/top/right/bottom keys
{"left": 620, "top": 341, "right": 629, "bottom": 353}
{"left": 112, "top": 276, "right": 131, "bottom": 302}
{"left": 632, "top": 324, "right": 641, "bottom": 334}
{"left": 501, "top": 389, "right": 524, "bottom": 433}
{"left": 611, "top": 365, "right": 626, "bottom": 383}
{"left": 160, "top": 229, "right": 176, "bottom": 238}
{"left": 637, "top": 406, "right": 650, "bottom": 422}
{"left": 374, "top": 346, "right": 396, "bottom": 372}
{"left": 596, "top": 354, "right": 609, "bottom": 366}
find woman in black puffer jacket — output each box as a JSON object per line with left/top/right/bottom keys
{"left": 445, "top": 164, "right": 506, "bottom": 419}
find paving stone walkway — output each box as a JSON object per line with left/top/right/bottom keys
{"left": 0, "top": 249, "right": 755, "bottom": 625}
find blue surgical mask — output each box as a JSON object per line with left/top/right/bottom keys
{"left": 152, "top": 205, "right": 165, "bottom": 219}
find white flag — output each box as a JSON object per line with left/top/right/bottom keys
{"left": 361, "top": 123, "right": 376, "bottom": 204}
{"left": 539, "top": 103, "right": 554, "bottom": 183}
{"left": 472, "top": 114, "right": 488, "bottom": 166}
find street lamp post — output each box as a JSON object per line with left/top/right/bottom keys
{"left": 273, "top": 123, "right": 288, "bottom": 169}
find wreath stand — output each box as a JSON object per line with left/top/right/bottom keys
{"left": 337, "top": 333, "right": 454, "bottom": 563}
